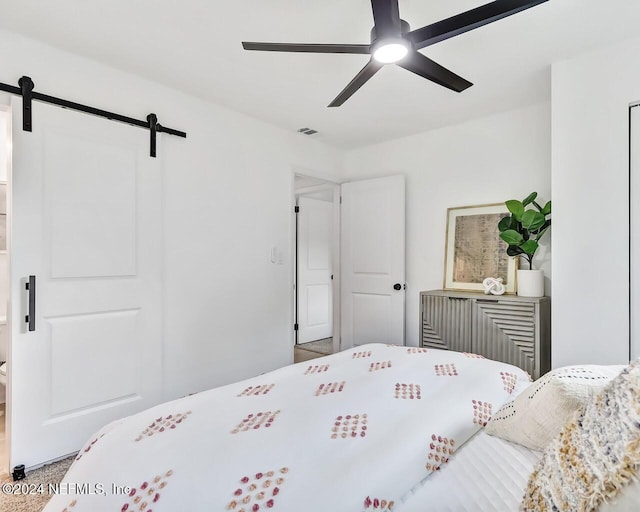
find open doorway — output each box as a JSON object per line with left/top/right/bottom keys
{"left": 293, "top": 174, "right": 339, "bottom": 363}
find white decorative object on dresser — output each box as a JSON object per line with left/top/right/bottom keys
{"left": 420, "top": 290, "right": 551, "bottom": 378}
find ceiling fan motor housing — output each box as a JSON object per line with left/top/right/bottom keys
{"left": 370, "top": 19, "right": 411, "bottom": 45}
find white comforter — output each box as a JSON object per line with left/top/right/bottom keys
{"left": 44, "top": 344, "right": 530, "bottom": 512}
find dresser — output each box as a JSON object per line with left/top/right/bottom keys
{"left": 420, "top": 290, "right": 551, "bottom": 379}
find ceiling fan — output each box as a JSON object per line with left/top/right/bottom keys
{"left": 242, "top": 0, "right": 548, "bottom": 107}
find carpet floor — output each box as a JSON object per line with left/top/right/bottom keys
{"left": 0, "top": 456, "right": 73, "bottom": 512}
{"left": 297, "top": 337, "right": 333, "bottom": 355}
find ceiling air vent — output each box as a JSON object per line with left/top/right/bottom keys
{"left": 297, "top": 127, "right": 318, "bottom": 136}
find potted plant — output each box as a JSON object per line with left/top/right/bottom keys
{"left": 498, "top": 192, "right": 551, "bottom": 297}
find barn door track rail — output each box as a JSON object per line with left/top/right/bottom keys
{"left": 0, "top": 75, "right": 187, "bottom": 157}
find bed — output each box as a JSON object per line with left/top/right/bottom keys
{"left": 399, "top": 430, "right": 541, "bottom": 512}
{"left": 43, "top": 343, "right": 532, "bottom": 512}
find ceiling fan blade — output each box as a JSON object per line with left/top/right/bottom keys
{"left": 398, "top": 51, "right": 472, "bottom": 93}
{"left": 407, "top": 0, "right": 548, "bottom": 50}
{"left": 242, "top": 42, "right": 371, "bottom": 54}
{"left": 328, "top": 60, "right": 384, "bottom": 107}
{"left": 371, "top": 0, "right": 402, "bottom": 38}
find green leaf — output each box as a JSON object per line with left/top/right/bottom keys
{"left": 507, "top": 245, "right": 524, "bottom": 257}
{"left": 498, "top": 215, "right": 516, "bottom": 232}
{"left": 542, "top": 201, "right": 551, "bottom": 215}
{"left": 521, "top": 239, "right": 539, "bottom": 256}
{"left": 505, "top": 200, "right": 524, "bottom": 222}
{"left": 534, "top": 225, "right": 550, "bottom": 241}
{"left": 532, "top": 220, "right": 550, "bottom": 235}
{"left": 500, "top": 229, "right": 524, "bottom": 245}
{"left": 521, "top": 210, "right": 546, "bottom": 231}
{"left": 522, "top": 192, "right": 537, "bottom": 206}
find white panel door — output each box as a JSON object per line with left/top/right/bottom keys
{"left": 9, "top": 98, "right": 163, "bottom": 469}
{"left": 297, "top": 197, "right": 333, "bottom": 343}
{"left": 341, "top": 175, "right": 405, "bottom": 348}
{"left": 631, "top": 105, "right": 640, "bottom": 361}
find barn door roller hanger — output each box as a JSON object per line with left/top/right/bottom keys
{"left": 0, "top": 75, "right": 187, "bottom": 157}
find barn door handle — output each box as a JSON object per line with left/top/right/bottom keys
{"left": 25, "top": 275, "right": 36, "bottom": 332}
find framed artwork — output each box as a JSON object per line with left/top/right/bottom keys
{"left": 443, "top": 203, "right": 517, "bottom": 293}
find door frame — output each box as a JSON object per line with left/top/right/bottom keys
{"left": 291, "top": 170, "right": 341, "bottom": 355}
{"left": 0, "top": 102, "right": 12, "bottom": 474}
{"left": 630, "top": 102, "right": 639, "bottom": 361}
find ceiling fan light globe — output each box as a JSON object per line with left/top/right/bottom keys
{"left": 372, "top": 42, "right": 409, "bottom": 64}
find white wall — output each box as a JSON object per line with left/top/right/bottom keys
{"left": 0, "top": 110, "right": 6, "bottom": 181}
{"left": 0, "top": 109, "right": 6, "bottom": 405}
{"left": 0, "top": 110, "right": 7, "bottom": 363}
{"left": 551, "top": 37, "right": 640, "bottom": 367}
{"left": 0, "top": 30, "right": 344, "bottom": 401}
{"left": 343, "top": 103, "right": 552, "bottom": 346}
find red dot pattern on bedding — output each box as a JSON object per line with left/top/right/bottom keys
{"left": 363, "top": 496, "right": 395, "bottom": 510}
{"left": 60, "top": 498, "right": 77, "bottom": 512}
{"left": 237, "top": 384, "right": 275, "bottom": 397}
{"left": 369, "top": 361, "right": 392, "bottom": 372}
{"left": 500, "top": 372, "right": 518, "bottom": 394}
{"left": 231, "top": 411, "right": 281, "bottom": 434}
{"left": 227, "top": 467, "right": 288, "bottom": 511}
{"left": 472, "top": 399, "right": 493, "bottom": 427}
{"left": 314, "top": 381, "right": 346, "bottom": 396}
{"left": 330, "top": 413, "right": 368, "bottom": 439}
{"left": 75, "top": 433, "right": 105, "bottom": 461}
{"left": 426, "top": 434, "right": 455, "bottom": 471}
{"left": 352, "top": 350, "right": 373, "bottom": 359}
{"left": 304, "top": 364, "right": 330, "bottom": 375}
{"left": 434, "top": 364, "right": 458, "bottom": 376}
{"left": 135, "top": 412, "right": 192, "bottom": 442}
{"left": 119, "top": 469, "right": 173, "bottom": 512}
{"left": 394, "top": 383, "right": 422, "bottom": 400}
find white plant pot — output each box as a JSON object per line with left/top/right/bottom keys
{"left": 517, "top": 269, "right": 544, "bottom": 297}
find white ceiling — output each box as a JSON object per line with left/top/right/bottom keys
{"left": 1, "top": 0, "right": 640, "bottom": 149}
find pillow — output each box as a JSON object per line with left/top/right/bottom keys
{"left": 521, "top": 358, "right": 640, "bottom": 512}
{"left": 485, "top": 364, "right": 625, "bottom": 450}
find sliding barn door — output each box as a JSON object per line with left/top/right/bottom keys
{"left": 341, "top": 175, "right": 405, "bottom": 348}
{"left": 9, "top": 98, "right": 164, "bottom": 469}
